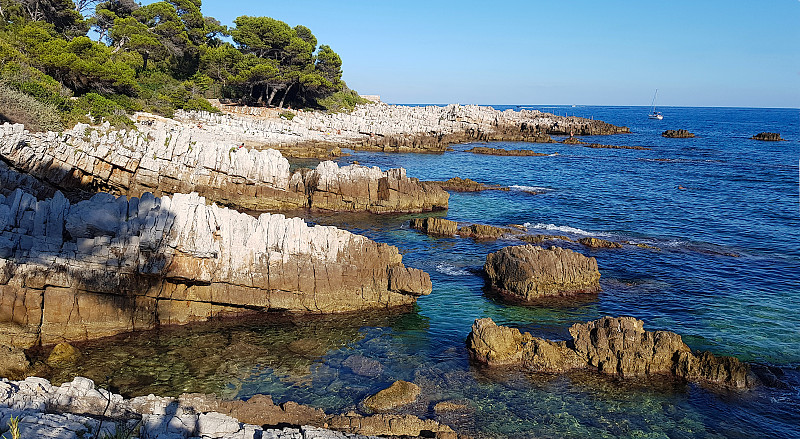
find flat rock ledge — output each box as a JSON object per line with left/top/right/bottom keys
{"left": 0, "top": 123, "right": 448, "bottom": 213}
{"left": 484, "top": 245, "right": 600, "bottom": 302}
{"left": 0, "top": 376, "right": 457, "bottom": 438}
{"left": 467, "top": 317, "right": 753, "bottom": 389}
{"left": 662, "top": 129, "right": 695, "bottom": 138}
{"left": 751, "top": 132, "right": 784, "bottom": 141}
{"left": 0, "top": 187, "right": 431, "bottom": 346}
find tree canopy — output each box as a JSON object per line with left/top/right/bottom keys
{"left": 0, "top": 0, "right": 357, "bottom": 131}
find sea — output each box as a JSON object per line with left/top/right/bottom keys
{"left": 46, "top": 105, "right": 800, "bottom": 439}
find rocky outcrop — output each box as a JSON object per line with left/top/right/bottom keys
{"left": 751, "top": 132, "right": 784, "bottom": 141}
{"left": 561, "top": 137, "right": 584, "bottom": 144}
{"left": 519, "top": 234, "right": 573, "bottom": 244}
{"left": 458, "top": 224, "right": 520, "bottom": 240}
{"left": 577, "top": 237, "right": 623, "bottom": 249}
{"left": 362, "top": 380, "right": 421, "bottom": 412}
{"left": 0, "top": 376, "right": 457, "bottom": 438}
{"left": 483, "top": 245, "right": 600, "bottom": 301}
{"left": 662, "top": 129, "right": 695, "bottom": 138}
{"left": 577, "top": 143, "right": 650, "bottom": 150}
{"left": 467, "top": 317, "right": 753, "bottom": 389}
{"left": 0, "top": 345, "right": 29, "bottom": 378}
{"left": 426, "top": 177, "right": 509, "bottom": 192}
{"left": 0, "top": 188, "right": 431, "bottom": 346}
{"left": 0, "top": 123, "right": 448, "bottom": 213}
{"left": 465, "top": 146, "right": 551, "bottom": 156}
{"left": 410, "top": 217, "right": 458, "bottom": 236}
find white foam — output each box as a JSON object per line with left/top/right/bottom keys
{"left": 511, "top": 185, "right": 551, "bottom": 193}
{"left": 524, "top": 222, "right": 610, "bottom": 237}
{"left": 435, "top": 263, "right": 471, "bottom": 276}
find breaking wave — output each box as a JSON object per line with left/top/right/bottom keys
{"left": 435, "top": 263, "right": 471, "bottom": 276}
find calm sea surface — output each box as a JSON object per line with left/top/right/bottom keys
{"left": 48, "top": 106, "right": 800, "bottom": 438}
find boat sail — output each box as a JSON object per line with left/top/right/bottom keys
{"left": 648, "top": 89, "right": 663, "bottom": 120}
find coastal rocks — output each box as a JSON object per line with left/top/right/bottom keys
{"left": 466, "top": 317, "right": 753, "bottom": 389}
{"left": 561, "top": 137, "right": 584, "bottom": 144}
{"left": 484, "top": 245, "right": 601, "bottom": 301}
{"left": 410, "top": 217, "right": 458, "bottom": 236}
{"left": 751, "top": 132, "right": 784, "bottom": 141}
{"left": 0, "top": 188, "right": 432, "bottom": 345}
{"left": 0, "top": 123, "right": 448, "bottom": 213}
{"left": 577, "top": 237, "right": 623, "bottom": 249}
{"left": 519, "top": 234, "right": 573, "bottom": 244}
{"left": 362, "top": 380, "right": 421, "bottom": 412}
{"left": 0, "top": 345, "right": 29, "bottom": 377}
{"left": 465, "top": 146, "right": 551, "bottom": 156}
{"left": 426, "top": 177, "right": 508, "bottom": 192}
{"left": 44, "top": 342, "right": 81, "bottom": 367}
{"left": 458, "top": 224, "right": 520, "bottom": 240}
{"left": 578, "top": 143, "right": 650, "bottom": 150}
{"left": 662, "top": 129, "right": 695, "bottom": 138}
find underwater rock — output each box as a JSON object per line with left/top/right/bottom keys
{"left": 410, "top": 217, "right": 458, "bottom": 236}
{"left": 362, "top": 380, "right": 421, "bottom": 412}
{"left": 467, "top": 317, "right": 754, "bottom": 389}
{"left": 751, "top": 132, "right": 784, "bottom": 141}
{"left": 484, "top": 245, "right": 601, "bottom": 301}
{"left": 662, "top": 129, "right": 695, "bottom": 138}
{"left": 342, "top": 354, "right": 384, "bottom": 378}
{"left": 577, "top": 237, "right": 623, "bottom": 249}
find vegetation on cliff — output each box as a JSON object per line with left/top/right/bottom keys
{"left": 0, "top": 0, "right": 356, "bottom": 131}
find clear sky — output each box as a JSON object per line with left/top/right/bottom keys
{"left": 197, "top": 0, "right": 799, "bottom": 107}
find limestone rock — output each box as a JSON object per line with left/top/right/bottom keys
{"left": 465, "top": 146, "right": 550, "bottom": 156}
{"left": 409, "top": 217, "right": 458, "bottom": 236}
{"left": 577, "top": 237, "right": 623, "bottom": 249}
{"left": 662, "top": 129, "right": 695, "bottom": 138}
{"left": 751, "top": 132, "right": 784, "bottom": 141}
{"left": 342, "top": 355, "right": 384, "bottom": 378}
{"left": 458, "top": 224, "right": 519, "bottom": 240}
{"left": 427, "top": 177, "right": 509, "bottom": 192}
{"left": 519, "top": 234, "right": 573, "bottom": 244}
{"left": 467, "top": 317, "right": 754, "bottom": 389}
{"left": 484, "top": 245, "right": 601, "bottom": 301}
{"left": 0, "top": 345, "right": 29, "bottom": 377}
{"left": 362, "top": 380, "right": 420, "bottom": 412}
{"left": 45, "top": 342, "right": 81, "bottom": 367}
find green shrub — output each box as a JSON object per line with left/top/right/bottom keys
{"left": 0, "top": 83, "right": 63, "bottom": 131}
{"left": 279, "top": 111, "right": 295, "bottom": 120}
{"left": 317, "top": 88, "right": 370, "bottom": 113}
{"left": 70, "top": 92, "right": 134, "bottom": 128}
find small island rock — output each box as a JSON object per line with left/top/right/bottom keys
{"left": 410, "top": 217, "right": 458, "bottom": 236}
{"left": 751, "top": 132, "right": 784, "bottom": 141}
{"left": 662, "top": 129, "right": 695, "bottom": 138}
{"left": 578, "top": 237, "right": 623, "bottom": 249}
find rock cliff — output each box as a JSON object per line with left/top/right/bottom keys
{"left": 0, "top": 123, "right": 448, "bottom": 213}
{"left": 467, "top": 317, "right": 753, "bottom": 389}
{"left": 0, "top": 188, "right": 431, "bottom": 346}
{"left": 483, "top": 245, "right": 601, "bottom": 301}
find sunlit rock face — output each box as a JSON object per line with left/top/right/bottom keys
{"left": 0, "top": 188, "right": 431, "bottom": 346}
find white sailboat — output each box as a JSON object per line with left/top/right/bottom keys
{"left": 648, "top": 89, "right": 663, "bottom": 120}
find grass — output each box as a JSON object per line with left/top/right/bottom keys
{"left": 1, "top": 415, "right": 20, "bottom": 439}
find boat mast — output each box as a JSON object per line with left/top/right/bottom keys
{"left": 650, "top": 89, "right": 659, "bottom": 113}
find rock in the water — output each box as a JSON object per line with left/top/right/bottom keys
{"left": 433, "top": 400, "right": 468, "bottom": 414}
{"left": 458, "top": 224, "right": 520, "bottom": 240}
{"left": 45, "top": 342, "right": 81, "bottom": 367}
{"left": 466, "top": 146, "right": 551, "bottom": 156}
{"left": 519, "top": 234, "right": 573, "bottom": 244}
{"left": 409, "top": 217, "right": 458, "bottom": 236}
{"left": 751, "top": 132, "right": 784, "bottom": 141}
{"left": 561, "top": 136, "right": 584, "bottom": 144}
{"left": 577, "top": 237, "right": 623, "bottom": 249}
{"left": 362, "top": 380, "right": 420, "bottom": 412}
{"left": 484, "top": 245, "right": 601, "bottom": 301}
{"left": 467, "top": 317, "right": 754, "bottom": 389}
{"left": 662, "top": 129, "right": 695, "bottom": 138}
{"left": 427, "top": 177, "right": 509, "bottom": 192}
{"left": 342, "top": 355, "right": 384, "bottom": 378}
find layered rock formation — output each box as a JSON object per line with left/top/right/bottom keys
{"left": 662, "top": 129, "right": 695, "bottom": 138}
{"left": 0, "top": 376, "right": 457, "bottom": 438}
{"left": 458, "top": 224, "right": 520, "bottom": 240}
{"left": 483, "top": 245, "right": 600, "bottom": 301}
{"left": 0, "top": 188, "right": 431, "bottom": 346}
{"left": 0, "top": 123, "right": 448, "bottom": 213}
{"left": 577, "top": 237, "right": 623, "bottom": 249}
{"left": 465, "top": 146, "right": 551, "bottom": 156}
{"left": 751, "top": 132, "right": 784, "bottom": 141}
{"left": 409, "top": 217, "right": 458, "bottom": 236}
{"left": 467, "top": 317, "right": 753, "bottom": 389}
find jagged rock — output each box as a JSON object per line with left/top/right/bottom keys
{"left": 45, "top": 342, "right": 81, "bottom": 367}
{"left": 577, "top": 237, "right": 623, "bottom": 249}
{"left": 484, "top": 245, "right": 601, "bottom": 301}
{"left": 0, "top": 188, "right": 432, "bottom": 344}
{"left": 0, "top": 123, "right": 448, "bottom": 214}
{"left": 751, "top": 132, "right": 784, "bottom": 141}
{"left": 0, "top": 345, "right": 29, "bottom": 377}
{"left": 362, "top": 380, "right": 420, "bottom": 412}
{"left": 457, "top": 224, "right": 520, "bottom": 240}
{"left": 465, "top": 146, "right": 551, "bottom": 156}
{"left": 426, "top": 177, "right": 509, "bottom": 192}
{"left": 662, "top": 129, "right": 695, "bottom": 138}
{"left": 410, "top": 217, "right": 458, "bottom": 236}
{"left": 467, "top": 317, "right": 753, "bottom": 389}
{"left": 561, "top": 136, "right": 584, "bottom": 144}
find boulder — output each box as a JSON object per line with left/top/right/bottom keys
{"left": 362, "top": 380, "right": 420, "bottom": 412}
{"left": 458, "top": 224, "right": 520, "bottom": 240}
{"left": 662, "top": 129, "right": 695, "bottom": 138}
{"left": 0, "top": 344, "right": 29, "bottom": 377}
{"left": 751, "top": 132, "right": 784, "bottom": 141}
{"left": 577, "top": 237, "right": 623, "bottom": 249}
{"left": 409, "top": 217, "right": 458, "bottom": 236}
{"left": 466, "top": 317, "right": 754, "bottom": 389}
{"left": 45, "top": 342, "right": 81, "bottom": 367}
{"left": 484, "top": 245, "right": 601, "bottom": 301}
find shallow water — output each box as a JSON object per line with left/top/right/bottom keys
{"left": 43, "top": 106, "right": 800, "bottom": 438}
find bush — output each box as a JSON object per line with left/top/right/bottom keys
{"left": 317, "top": 88, "right": 370, "bottom": 113}
{"left": 279, "top": 111, "right": 295, "bottom": 120}
{"left": 70, "top": 92, "right": 134, "bottom": 128}
{"left": 0, "top": 83, "right": 63, "bottom": 132}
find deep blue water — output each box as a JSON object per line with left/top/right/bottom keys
{"left": 50, "top": 106, "right": 800, "bottom": 439}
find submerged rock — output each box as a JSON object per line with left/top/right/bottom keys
{"left": 577, "top": 237, "right": 623, "bottom": 249}
{"left": 466, "top": 317, "right": 753, "bottom": 389}
{"left": 484, "top": 245, "right": 601, "bottom": 301}
{"left": 362, "top": 380, "right": 421, "bottom": 412}
{"left": 410, "top": 217, "right": 458, "bottom": 236}
{"left": 751, "top": 132, "right": 784, "bottom": 141}
{"left": 662, "top": 129, "right": 695, "bottom": 138}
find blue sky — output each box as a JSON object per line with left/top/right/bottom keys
{"left": 197, "top": 0, "right": 799, "bottom": 107}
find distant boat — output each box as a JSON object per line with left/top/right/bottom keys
{"left": 648, "top": 89, "right": 663, "bottom": 120}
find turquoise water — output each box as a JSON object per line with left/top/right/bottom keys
{"left": 46, "top": 106, "right": 800, "bottom": 438}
